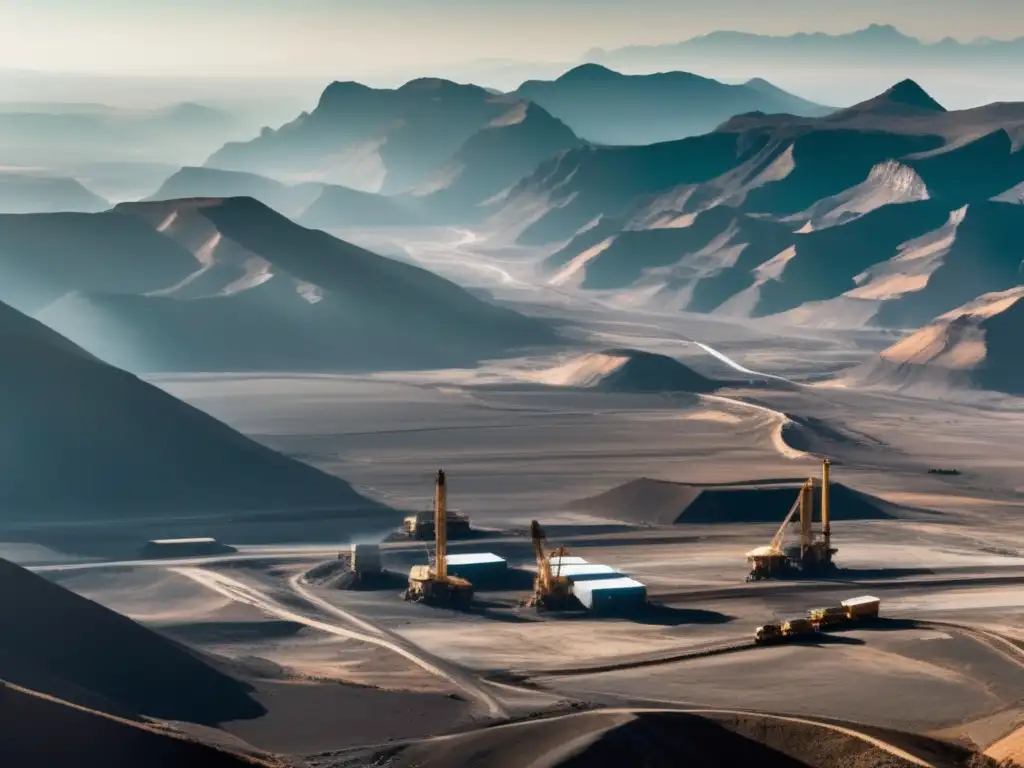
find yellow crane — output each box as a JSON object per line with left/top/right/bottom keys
{"left": 523, "top": 520, "right": 574, "bottom": 610}
{"left": 746, "top": 458, "right": 836, "bottom": 581}
{"left": 404, "top": 470, "right": 473, "bottom": 607}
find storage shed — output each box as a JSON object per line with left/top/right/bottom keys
{"left": 351, "top": 543, "right": 381, "bottom": 576}
{"left": 572, "top": 577, "right": 647, "bottom": 613}
{"left": 445, "top": 552, "right": 507, "bottom": 583}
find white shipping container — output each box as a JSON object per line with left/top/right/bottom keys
{"left": 572, "top": 577, "right": 647, "bottom": 613}
{"left": 445, "top": 552, "right": 507, "bottom": 582}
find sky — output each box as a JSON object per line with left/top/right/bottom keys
{"left": 0, "top": 0, "right": 1021, "bottom": 78}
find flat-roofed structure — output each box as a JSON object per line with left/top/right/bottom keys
{"left": 351, "top": 543, "right": 382, "bottom": 576}
{"left": 572, "top": 577, "right": 647, "bottom": 613}
{"left": 445, "top": 552, "right": 507, "bottom": 582}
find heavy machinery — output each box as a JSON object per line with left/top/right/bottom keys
{"left": 404, "top": 470, "right": 474, "bottom": 607}
{"left": 756, "top": 596, "right": 881, "bottom": 645}
{"left": 808, "top": 596, "right": 881, "bottom": 629}
{"left": 754, "top": 617, "right": 818, "bottom": 645}
{"left": 746, "top": 457, "right": 837, "bottom": 581}
{"left": 523, "top": 520, "right": 575, "bottom": 610}
{"left": 402, "top": 508, "right": 471, "bottom": 540}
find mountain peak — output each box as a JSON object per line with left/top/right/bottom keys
{"left": 882, "top": 79, "right": 946, "bottom": 111}
{"left": 557, "top": 63, "right": 622, "bottom": 82}
{"left": 398, "top": 77, "right": 465, "bottom": 91}
{"left": 857, "top": 23, "right": 907, "bottom": 39}
{"left": 838, "top": 78, "right": 946, "bottom": 116}
{"left": 316, "top": 80, "right": 375, "bottom": 110}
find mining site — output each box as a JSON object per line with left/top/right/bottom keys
{"left": 11, "top": 322, "right": 1024, "bottom": 767}
{"left": 4, "top": 8, "right": 1024, "bottom": 767}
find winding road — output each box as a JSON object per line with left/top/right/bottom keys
{"left": 171, "top": 566, "right": 508, "bottom": 719}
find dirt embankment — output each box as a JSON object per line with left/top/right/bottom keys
{"left": 382, "top": 710, "right": 988, "bottom": 768}
{"left": 0, "top": 556, "right": 264, "bottom": 725}
{"left": 0, "top": 681, "right": 277, "bottom": 768}
{"left": 566, "top": 477, "right": 897, "bottom": 526}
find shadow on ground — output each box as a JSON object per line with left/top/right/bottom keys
{"left": 628, "top": 604, "right": 735, "bottom": 627}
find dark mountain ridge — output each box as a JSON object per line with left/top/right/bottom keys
{"left": 515, "top": 64, "right": 830, "bottom": 144}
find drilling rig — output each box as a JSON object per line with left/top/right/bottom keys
{"left": 404, "top": 470, "right": 473, "bottom": 607}
{"left": 523, "top": 520, "right": 575, "bottom": 610}
{"left": 746, "top": 458, "right": 836, "bottom": 581}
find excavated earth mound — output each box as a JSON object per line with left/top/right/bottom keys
{"left": 0, "top": 557, "right": 264, "bottom": 726}
{"left": 565, "top": 478, "right": 898, "bottom": 526}
{"left": 0, "top": 682, "right": 272, "bottom": 768}
{"left": 525, "top": 348, "right": 719, "bottom": 393}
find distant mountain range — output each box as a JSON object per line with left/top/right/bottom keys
{"left": 586, "top": 25, "right": 1024, "bottom": 70}
{"left": 186, "top": 68, "right": 825, "bottom": 228}
{"left": 147, "top": 166, "right": 421, "bottom": 227}
{"left": 0, "top": 197, "right": 555, "bottom": 373}
{"left": 0, "top": 171, "right": 108, "bottom": 213}
{"left": 514, "top": 64, "right": 829, "bottom": 145}
{"left": 498, "top": 80, "right": 1024, "bottom": 337}
{"left": 205, "top": 78, "right": 576, "bottom": 193}
{"left": 0, "top": 294, "right": 382, "bottom": 521}
{"left": 0, "top": 102, "right": 243, "bottom": 166}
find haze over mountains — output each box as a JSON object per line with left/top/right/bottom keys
{"left": 4, "top": 62, "right": 1024, "bottom": 395}
{"left": 0, "top": 101, "right": 244, "bottom": 166}
{"left": 585, "top": 24, "right": 1024, "bottom": 107}
{"left": 0, "top": 171, "right": 109, "bottom": 213}
{"left": 196, "top": 67, "right": 823, "bottom": 200}
{"left": 205, "top": 78, "right": 579, "bottom": 193}
{"left": 588, "top": 24, "right": 1024, "bottom": 70}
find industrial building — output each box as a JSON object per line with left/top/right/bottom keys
{"left": 140, "top": 538, "right": 236, "bottom": 559}
{"left": 572, "top": 577, "right": 648, "bottom": 613}
{"left": 351, "top": 543, "right": 381, "bottom": 578}
{"left": 445, "top": 552, "right": 507, "bottom": 582}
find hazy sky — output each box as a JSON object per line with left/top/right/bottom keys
{"left": 1, "top": 0, "right": 1020, "bottom": 77}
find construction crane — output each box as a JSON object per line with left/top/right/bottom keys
{"left": 523, "top": 520, "right": 574, "bottom": 610}
{"left": 746, "top": 457, "right": 837, "bottom": 581}
{"left": 404, "top": 470, "right": 473, "bottom": 607}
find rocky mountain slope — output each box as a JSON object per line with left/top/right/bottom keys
{"left": 504, "top": 81, "right": 1024, "bottom": 331}
{"left": 850, "top": 286, "right": 1024, "bottom": 395}
{"left": 0, "top": 197, "right": 555, "bottom": 372}
{"left": 0, "top": 296, "right": 380, "bottom": 520}
{"left": 205, "top": 78, "right": 580, "bottom": 198}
